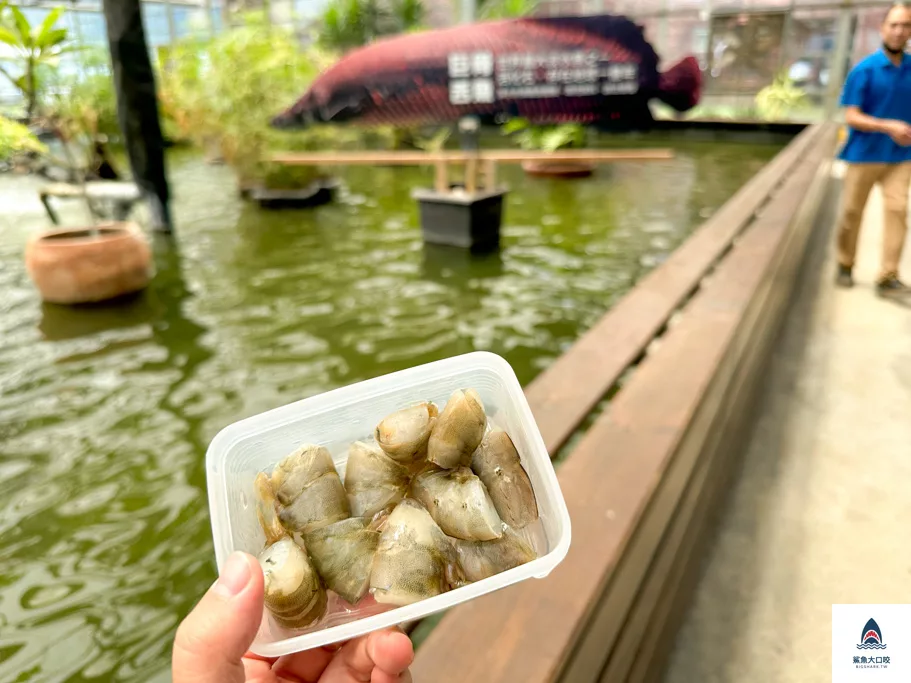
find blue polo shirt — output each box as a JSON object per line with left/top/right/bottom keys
{"left": 838, "top": 50, "right": 911, "bottom": 164}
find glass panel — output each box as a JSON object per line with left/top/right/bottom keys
{"left": 173, "top": 6, "right": 210, "bottom": 38}
{"left": 852, "top": 7, "right": 886, "bottom": 63}
{"left": 780, "top": 8, "right": 838, "bottom": 105}
{"left": 211, "top": 8, "right": 223, "bottom": 33}
{"left": 77, "top": 11, "right": 108, "bottom": 45}
{"left": 141, "top": 2, "right": 172, "bottom": 47}
{"left": 296, "top": 0, "right": 327, "bottom": 20}
{"left": 19, "top": 7, "right": 49, "bottom": 27}
{"left": 663, "top": 13, "right": 710, "bottom": 66}
{"left": 705, "top": 11, "right": 787, "bottom": 94}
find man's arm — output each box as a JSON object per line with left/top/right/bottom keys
{"left": 845, "top": 105, "right": 911, "bottom": 139}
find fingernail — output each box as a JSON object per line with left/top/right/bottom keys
{"left": 214, "top": 552, "right": 252, "bottom": 598}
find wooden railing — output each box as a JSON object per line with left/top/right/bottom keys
{"left": 271, "top": 149, "right": 674, "bottom": 194}
{"left": 410, "top": 121, "right": 839, "bottom": 682}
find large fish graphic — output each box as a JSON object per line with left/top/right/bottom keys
{"left": 272, "top": 15, "right": 702, "bottom": 130}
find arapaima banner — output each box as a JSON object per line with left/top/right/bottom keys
{"left": 272, "top": 15, "right": 702, "bottom": 131}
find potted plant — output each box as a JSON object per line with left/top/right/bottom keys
{"left": 500, "top": 117, "right": 593, "bottom": 178}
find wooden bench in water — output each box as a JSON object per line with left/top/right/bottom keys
{"left": 271, "top": 149, "right": 675, "bottom": 194}
{"left": 407, "top": 122, "right": 839, "bottom": 682}
{"left": 39, "top": 181, "right": 143, "bottom": 225}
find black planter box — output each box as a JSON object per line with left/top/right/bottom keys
{"left": 251, "top": 179, "right": 338, "bottom": 209}
{"left": 412, "top": 187, "right": 506, "bottom": 252}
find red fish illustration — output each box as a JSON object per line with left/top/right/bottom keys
{"left": 272, "top": 15, "right": 701, "bottom": 130}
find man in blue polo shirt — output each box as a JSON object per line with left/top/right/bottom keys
{"left": 835, "top": 2, "right": 911, "bottom": 297}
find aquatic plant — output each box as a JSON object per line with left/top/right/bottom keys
{"left": 500, "top": 117, "right": 586, "bottom": 153}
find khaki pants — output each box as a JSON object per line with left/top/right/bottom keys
{"left": 837, "top": 161, "right": 911, "bottom": 281}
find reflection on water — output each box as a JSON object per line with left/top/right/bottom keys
{"left": 0, "top": 135, "right": 781, "bottom": 681}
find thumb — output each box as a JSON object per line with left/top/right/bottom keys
{"left": 173, "top": 551, "right": 265, "bottom": 683}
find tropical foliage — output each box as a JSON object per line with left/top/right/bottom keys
{"left": 0, "top": 114, "right": 45, "bottom": 163}
{"left": 754, "top": 72, "right": 811, "bottom": 121}
{"left": 477, "top": 0, "right": 537, "bottom": 20}
{"left": 157, "top": 12, "right": 366, "bottom": 190}
{"left": 319, "top": 0, "right": 426, "bottom": 52}
{"left": 0, "top": 2, "right": 73, "bottom": 120}
{"left": 501, "top": 117, "right": 586, "bottom": 152}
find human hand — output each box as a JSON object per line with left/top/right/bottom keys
{"left": 883, "top": 120, "right": 911, "bottom": 146}
{"left": 173, "top": 551, "right": 414, "bottom": 683}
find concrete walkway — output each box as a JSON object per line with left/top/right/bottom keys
{"left": 663, "top": 168, "right": 911, "bottom": 682}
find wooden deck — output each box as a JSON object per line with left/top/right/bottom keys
{"left": 410, "top": 122, "right": 838, "bottom": 682}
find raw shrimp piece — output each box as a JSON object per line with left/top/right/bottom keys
{"left": 374, "top": 402, "right": 439, "bottom": 464}
{"left": 471, "top": 430, "right": 539, "bottom": 529}
{"left": 370, "top": 498, "right": 463, "bottom": 606}
{"left": 427, "top": 389, "right": 486, "bottom": 469}
{"left": 344, "top": 441, "right": 410, "bottom": 518}
{"left": 411, "top": 466, "right": 503, "bottom": 541}
{"left": 454, "top": 526, "right": 536, "bottom": 582}
{"left": 305, "top": 517, "right": 379, "bottom": 605}
{"left": 259, "top": 538, "right": 327, "bottom": 629}
{"left": 272, "top": 445, "right": 350, "bottom": 535}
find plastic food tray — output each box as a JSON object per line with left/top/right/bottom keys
{"left": 206, "top": 351, "right": 572, "bottom": 657}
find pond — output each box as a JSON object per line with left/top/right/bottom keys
{"left": 0, "top": 133, "right": 781, "bottom": 681}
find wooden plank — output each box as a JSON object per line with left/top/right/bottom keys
{"left": 409, "top": 123, "right": 831, "bottom": 683}
{"left": 598, "top": 135, "right": 834, "bottom": 682}
{"left": 523, "top": 123, "right": 821, "bottom": 456}
{"left": 561, "top": 160, "right": 824, "bottom": 683}
{"left": 269, "top": 149, "right": 676, "bottom": 166}
{"left": 627, "top": 135, "right": 838, "bottom": 683}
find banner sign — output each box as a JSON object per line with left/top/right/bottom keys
{"left": 273, "top": 15, "right": 702, "bottom": 130}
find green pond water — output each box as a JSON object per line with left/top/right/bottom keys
{"left": 0, "top": 134, "right": 781, "bottom": 682}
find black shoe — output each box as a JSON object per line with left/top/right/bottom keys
{"left": 876, "top": 275, "right": 911, "bottom": 297}
{"left": 836, "top": 264, "right": 854, "bottom": 288}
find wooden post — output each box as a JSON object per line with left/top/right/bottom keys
{"left": 484, "top": 158, "right": 497, "bottom": 191}
{"left": 465, "top": 156, "right": 478, "bottom": 194}
{"left": 102, "top": 0, "right": 173, "bottom": 233}
{"left": 435, "top": 158, "right": 449, "bottom": 194}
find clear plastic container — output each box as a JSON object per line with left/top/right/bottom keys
{"left": 205, "top": 350, "right": 572, "bottom": 657}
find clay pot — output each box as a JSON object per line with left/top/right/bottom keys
{"left": 521, "top": 160, "right": 595, "bottom": 179}
{"left": 25, "top": 222, "right": 153, "bottom": 305}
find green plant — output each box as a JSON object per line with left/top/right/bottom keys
{"left": 319, "top": 0, "right": 425, "bottom": 52}
{"left": 0, "top": 3, "right": 72, "bottom": 120}
{"left": 477, "top": 0, "right": 537, "bottom": 20}
{"left": 157, "top": 13, "right": 364, "bottom": 190}
{"left": 0, "top": 114, "right": 45, "bottom": 162}
{"left": 501, "top": 117, "right": 585, "bottom": 152}
{"left": 755, "top": 72, "right": 810, "bottom": 121}
{"left": 47, "top": 47, "right": 118, "bottom": 139}
{"left": 413, "top": 127, "right": 451, "bottom": 153}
